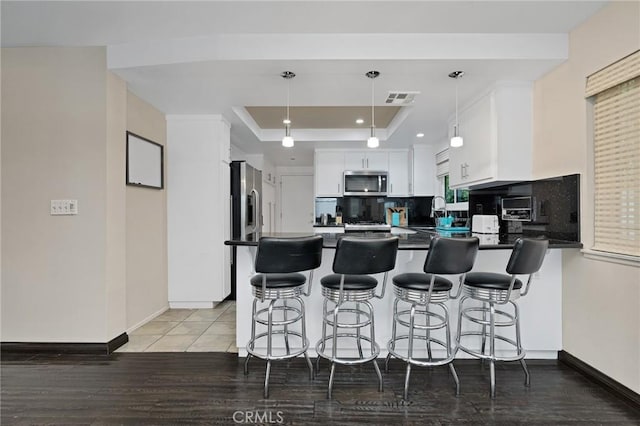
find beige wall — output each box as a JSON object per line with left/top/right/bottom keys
{"left": 1, "top": 47, "right": 169, "bottom": 342}
{"left": 1, "top": 47, "right": 127, "bottom": 342}
{"left": 533, "top": 1, "right": 640, "bottom": 392}
{"left": 125, "top": 92, "right": 168, "bottom": 330}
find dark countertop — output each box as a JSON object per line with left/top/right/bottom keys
{"left": 225, "top": 228, "right": 583, "bottom": 250}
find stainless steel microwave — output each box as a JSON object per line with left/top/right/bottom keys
{"left": 343, "top": 171, "right": 388, "bottom": 196}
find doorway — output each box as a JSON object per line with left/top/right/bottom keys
{"left": 279, "top": 174, "right": 314, "bottom": 232}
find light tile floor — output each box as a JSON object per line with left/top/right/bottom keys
{"left": 116, "top": 301, "right": 237, "bottom": 353}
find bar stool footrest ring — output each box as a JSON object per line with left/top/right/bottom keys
{"left": 456, "top": 331, "right": 525, "bottom": 362}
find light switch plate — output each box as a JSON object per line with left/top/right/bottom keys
{"left": 51, "top": 199, "right": 78, "bottom": 215}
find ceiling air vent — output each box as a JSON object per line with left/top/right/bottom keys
{"left": 385, "top": 91, "right": 420, "bottom": 105}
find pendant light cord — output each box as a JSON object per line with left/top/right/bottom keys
{"left": 371, "top": 75, "right": 375, "bottom": 131}
{"left": 455, "top": 78, "right": 459, "bottom": 135}
{"left": 287, "top": 78, "right": 290, "bottom": 123}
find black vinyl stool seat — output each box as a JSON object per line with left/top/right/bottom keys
{"left": 245, "top": 235, "right": 323, "bottom": 398}
{"left": 455, "top": 238, "right": 549, "bottom": 398}
{"left": 315, "top": 236, "right": 399, "bottom": 398}
{"left": 386, "top": 237, "right": 479, "bottom": 400}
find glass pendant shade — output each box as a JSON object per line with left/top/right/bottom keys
{"left": 450, "top": 135, "right": 463, "bottom": 148}
{"left": 367, "top": 136, "right": 379, "bottom": 148}
{"left": 282, "top": 135, "right": 294, "bottom": 147}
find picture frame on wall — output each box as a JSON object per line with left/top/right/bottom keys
{"left": 126, "top": 131, "right": 164, "bottom": 189}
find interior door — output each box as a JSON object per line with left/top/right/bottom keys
{"left": 280, "top": 174, "right": 314, "bottom": 232}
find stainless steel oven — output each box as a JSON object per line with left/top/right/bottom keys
{"left": 501, "top": 196, "right": 533, "bottom": 221}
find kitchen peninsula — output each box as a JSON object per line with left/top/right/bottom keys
{"left": 226, "top": 231, "right": 582, "bottom": 360}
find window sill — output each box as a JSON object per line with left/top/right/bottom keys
{"left": 581, "top": 249, "right": 640, "bottom": 268}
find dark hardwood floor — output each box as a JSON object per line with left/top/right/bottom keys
{"left": 2, "top": 352, "right": 639, "bottom": 425}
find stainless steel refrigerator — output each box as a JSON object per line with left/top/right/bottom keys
{"left": 231, "top": 160, "right": 262, "bottom": 239}
{"left": 230, "top": 161, "right": 262, "bottom": 299}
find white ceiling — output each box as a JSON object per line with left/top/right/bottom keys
{"left": 1, "top": 1, "right": 608, "bottom": 166}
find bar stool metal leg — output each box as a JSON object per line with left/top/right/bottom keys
{"left": 403, "top": 304, "right": 416, "bottom": 400}
{"left": 245, "top": 298, "right": 259, "bottom": 376}
{"left": 481, "top": 301, "right": 488, "bottom": 359}
{"left": 356, "top": 302, "right": 364, "bottom": 359}
{"left": 264, "top": 299, "right": 276, "bottom": 398}
{"left": 426, "top": 306, "right": 433, "bottom": 361}
{"left": 442, "top": 303, "right": 460, "bottom": 395}
{"left": 366, "top": 300, "right": 383, "bottom": 392}
{"left": 513, "top": 301, "right": 530, "bottom": 386}
{"left": 385, "top": 298, "right": 400, "bottom": 372}
{"left": 283, "top": 300, "right": 290, "bottom": 356}
{"left": 298, "top": 297, "right": 314, "bottom": 380}
{"left": 316, "top": 299, "right": 328, "bottom": 373}
{"left": 489, "top": 302, "right": 496, "bottom": 399}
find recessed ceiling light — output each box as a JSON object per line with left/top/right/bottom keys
{"left": 356, "top": 118, "right": 364, "bottom": 124}
{"left": 416, "top": 133, "right": 425, "bottom": 138}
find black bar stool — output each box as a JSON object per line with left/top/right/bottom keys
{"left": 455, "top": 237, "right": 549, "bottom": 398}
{"left": 244, "top": 235, "right": 323, "bottom": 398}
{"left": 386, "top": 236, "right": 479, "bottom": 400}
{"left": 315, "top": 236, "right": 399, "bottom": 398}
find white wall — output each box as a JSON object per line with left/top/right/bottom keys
{"left": 532, "top": 1, "right": 640, "bottom": 392}
{"left": 1, "top": 47, "right": 126, "bottom": 342}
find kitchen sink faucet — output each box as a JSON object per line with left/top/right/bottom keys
{"left": 431, "top": 196, "right": 448, "bottom": 219}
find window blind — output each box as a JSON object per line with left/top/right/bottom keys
{"left": 436, "top": 148, "right": 449, "bottom": 177}
{"left": 591, "top": 74, "right": 640, "bottom": 257}
{"left": 586, "top": 50, "right": 640, "bottom": 97}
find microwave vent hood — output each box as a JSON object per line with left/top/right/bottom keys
{"left": 343, "top": 171, "right": 388, "bottom": 196}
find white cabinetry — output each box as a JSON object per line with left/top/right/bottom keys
{"left": 411, "top": 145, "right": 435, "bottom": 196}
{"left": 449, "top": 83, "right": 532, "bottom": 189}
{"left": 315, "top": 148, "right": 435, "bottom": 197}
{"left": 344, "top": 151, "right": 389, "bottom": 171}
{"left": 388, "top": 150, "right": 411, "bottom": 196}
{"left": 167, "top": 115, "right": 231, "bottom": 306}
{"left": 315, "top": 151, "right": 345, "bottom": 197}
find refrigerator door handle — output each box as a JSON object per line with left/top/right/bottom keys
{"left": 251, "top": 188, "right": 260, "bottom": 233}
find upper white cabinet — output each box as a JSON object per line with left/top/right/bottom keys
{"left": 344, "top": 151, "right": 389, "bottom": 171}
{"left": 315, "top": 148, "right": 436, "bottom": 197}
{"left": 315, "top": 150, "right": 345, "bottom": 197}
{"left": 448, "top": 82, "right": 533, "bottom": 189}
{"left": 411, "top": 145, "right": 435, "bottom": 196}
{"left": 388, "top": 150, "right": 411, "bottom": 196}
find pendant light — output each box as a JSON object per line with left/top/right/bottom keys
{"left": 281, "top": 71, "right": 295, "bottom": 148}
{"left": 449, "top": 70, "right": 464, "bottom": 148}
{"left": 366, "top": 70, "right": 380, "bottom": 148}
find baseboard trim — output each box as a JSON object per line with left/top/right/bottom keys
{"left": 558, "top": 350, "right": 640, "bottom": 408}
{"left": 1, "top": 332, "right": 129, "bottom": 355}
{"left": 169, "top": 301, "right": 215, "bottom": 309}
{"left": 127, "top": 305, "right": 169, "bottom": 334}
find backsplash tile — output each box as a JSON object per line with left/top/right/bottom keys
{"left": 469, "top": 174, "right": 580, "bottom": 241}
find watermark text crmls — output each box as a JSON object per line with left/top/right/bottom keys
{"left": 232, "top": 410, "right": 284, "bottom": 424}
